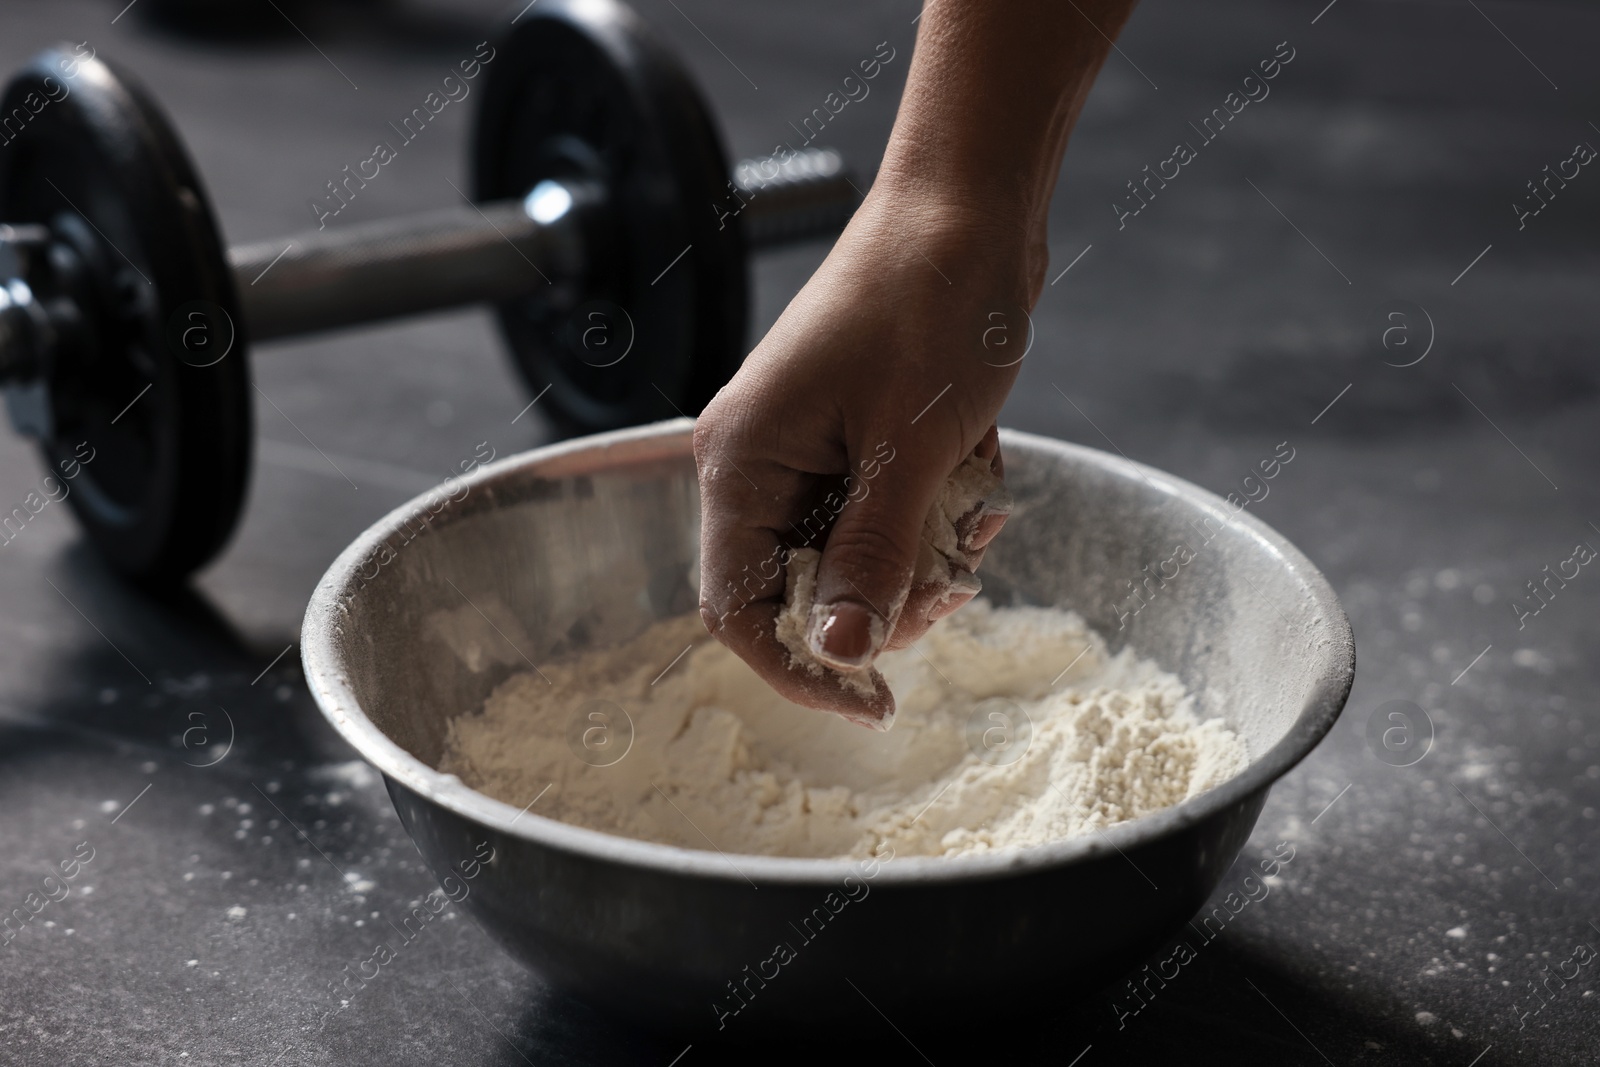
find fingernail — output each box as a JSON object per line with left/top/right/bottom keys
{"left": 807, "top": 601, "right": 885, "bottom": 671}
{"left": 964, "top": 506, "right": 1010, "bottom": 552}
{"left": 836, "top": 706, "right": 895, "bottom": 732}
{"left": 928, "top": 570, "right": 982, "bottom": 621}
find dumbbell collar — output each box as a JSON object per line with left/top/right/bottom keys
{"left": 0, "top": 224, "right": 54, "bottom": 385}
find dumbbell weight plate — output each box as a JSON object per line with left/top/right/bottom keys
{"left": 474, "top": 0, "right": 747, "bottom": 435}
{"left": 0, "top": 50, "right": 250, "bottom": 582}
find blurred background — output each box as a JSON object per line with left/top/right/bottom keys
{"left": 0, "top": 0, "right": 1596, "bottom": 1062}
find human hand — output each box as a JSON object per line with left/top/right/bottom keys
{"left": 693, "top": 187, "right": 1040, "bottom": 727}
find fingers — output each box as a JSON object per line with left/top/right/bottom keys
{"left": 958, "top": 424, "right": 1009, "bottom": 560}
{"left": 887, "top": 570, "right": 982, "bottom": 649}
{"left": 883, "top": 427, "right": 1010, "bottom": 652}
{"left": 697, "top": 388, "right": 1011, "bottom": 718}
{"left": 694, "top": 470, "right": 788, "bottom": 628}
{"left": 974, "top": 423, "right": 1001, "bottom": 467}
{"left": 806, "top": 437, "right": 949, "bottom": 673}
{"left": 704, "top": 601, "right": 895, "bottom": 729}
{"left": 694, "top": 421, "right": 895, "bottom": 729}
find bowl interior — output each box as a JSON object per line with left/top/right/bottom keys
{"left": 313, "top": 422, "right": 1350, "bottom": 852}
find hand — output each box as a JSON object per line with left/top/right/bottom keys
{"left": 693, "top": 187, "right": 1039, "bottom": 727}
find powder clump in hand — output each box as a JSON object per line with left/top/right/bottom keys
{"left": 773, "top": 547, "right": 874, "bottom": 699}
{"left": 440, "top": 600, "right": 1249, "bottom": 860}
{"left": 773, "top": 448, "right": 1012, "bottom": 710}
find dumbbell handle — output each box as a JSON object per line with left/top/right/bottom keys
{"left": 231, "top": 199, "right": 568, "bottom": 342}
{"left": 232, "top": 147, "right": 857, "bottom": 343}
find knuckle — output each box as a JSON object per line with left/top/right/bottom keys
{"left": 691, "top": 416, "right": 722, "bottom": 465}
{"left": 884, "top": 614, "right": 932, "bottom": 651}
{"left": 824, "top": 522, "right": 916, "bottom": 586}
{"left": 692, "top": 396, "right": 757, "bottom": 476}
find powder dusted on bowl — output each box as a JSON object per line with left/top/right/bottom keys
{"left": 439, "top": 601, "right": 1249, "bottom": 860}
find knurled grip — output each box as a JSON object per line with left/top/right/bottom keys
{"left": 734, "top": 147, "right": 857, "bottom": 248}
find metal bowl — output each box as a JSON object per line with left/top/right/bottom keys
{"left": 301, "top": 420, "right": 1354, "bottom": 1032}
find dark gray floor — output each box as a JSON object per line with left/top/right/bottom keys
{"left": 2, "top": 0, "right": 1598, "bottom": 1063}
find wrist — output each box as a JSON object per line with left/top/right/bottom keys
{"left": 870, "top": 151, "right": 1042, "bottom": 243}
{"left": 857, "top": 163, "right": 1049, "bottom": 303}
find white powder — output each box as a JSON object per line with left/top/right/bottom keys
{"left": 910, "top": 447, "right": 1013, "bottom": 588}
{"left": 773, "top": 448, "right": 1012, "bottom": 712}
{"left": 773, "top": 547, "right": 877, "bottom": 700}
{"left": 440, "top": 601, "right": 1249, "bottom": 859}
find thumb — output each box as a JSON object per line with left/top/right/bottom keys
{"left": 806, "top": 438, "right": 946, "bottom": 671}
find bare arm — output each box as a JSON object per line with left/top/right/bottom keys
{"left": 694, "top": 0, "right": 1141, "bottom": 726}
{"left": 880, "top": 0, "right": 1136, "bottom": 296}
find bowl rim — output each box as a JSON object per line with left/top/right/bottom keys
{"left": 302, "top": 419, "right": 1354, "bottom": 887}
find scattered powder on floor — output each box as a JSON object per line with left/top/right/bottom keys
{"left": 440, "top": 601, "right": 1248, "bottom": 859}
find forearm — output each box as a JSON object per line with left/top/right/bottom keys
{"left": 874, "top": 0, "right": 1139, "bottom": 290}
{"left": 697, "top": 3, "right": 1141, "bottom": 717}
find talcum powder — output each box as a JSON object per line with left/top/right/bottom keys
{"left": 439, "top": 600, "right": 1248, "bottom": 859}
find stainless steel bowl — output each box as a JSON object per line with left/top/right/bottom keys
{"left": 302, "top": 420, "right": 1353, "bottom": 1032}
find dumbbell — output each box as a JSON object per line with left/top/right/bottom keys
{"left": 0, "top": 0, "right": 858, "bottom": 584}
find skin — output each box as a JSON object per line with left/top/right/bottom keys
{"left": 694, "top": 0, "right": 1142, "bottom": 726}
